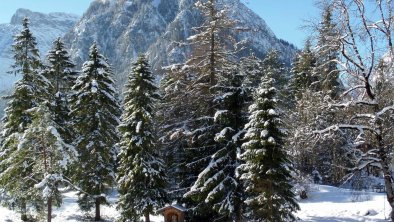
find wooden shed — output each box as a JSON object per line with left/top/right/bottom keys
{"left": 157, "top": 204, "right": 186, "bottom": 222}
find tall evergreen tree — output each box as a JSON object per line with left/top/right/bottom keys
{"left": 240, "top": 52, "right": 264, "bottom": 91}
{"left": 45, "top": 37, "right": 77, "bottom": 94}
{"left": 290, "top": 39, "right": 318, "bottom": 98}
{"left": 185, "top": 66, "right": 248, "bottom": 222}
{"left": 69, "top": 43, "right": 120, "bottom": 221}
{"left": 0, "top": 17, "right": 49, "bottom": 221}
{"left": 260, "top": 51, "right": 288, "bottom": 107}
{"left": 155, "top": 1, "right": 240, "bottom": 220}
{"left": 44, "top": 37, "right": 78, "bottom": 143}
{"left": 315, "top": 6, "right": 341, "bottom": 98}
{"left": 157, "top": 64, "right": 193, "bottom": 201}
{"left": 8, "top": 18, "right": 42, "bottom": 77}
{"left": 17, "top": 104, "right": 77, "bottom": 222}
{"left": 117, "top": 55, "right": 167, "bottom": 222}
{"left": 289, "top": 6, "right": 345, "bottom": 184}
{"left": 176, "top": 0, "right": 240, "bottom": 220}
{"left": 239, "top": 74, "right": 299, "bottom": 221}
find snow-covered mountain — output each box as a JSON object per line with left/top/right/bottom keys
{"left": 64, "top": 0, "right": 297, "bottom": 84}
{"left": 0, "top": 9, "right": 79, "bottom": 116}
{"left": 1, "top": 1, "right": 298, "bottom": 115}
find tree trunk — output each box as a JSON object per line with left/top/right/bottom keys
{"left": 21, "top": 214, "right": 28, "bottom": 221}
{"left": 47, "top": 197, "right": 52, "bottom": 222}
{"left": 144, "top": 211, "right": 150, "bottom": 222}
{"left": 374, "top": 104, "right": 394, "bottom": 221}
{"left": 21, "top": 200, "right": 28, "bottom": 221}
{"left": 233, "top": 211, "right": 242, "bottom": 222}
{"left": 94, "top": 198, "right": 101, "bottom": 221}
{"left": 378, "top": 145, "right": 394, "bottom": 221}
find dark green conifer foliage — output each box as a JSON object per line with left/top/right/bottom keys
{"left": 239, "top": 74, "right": 299, "bottom": 222}
{"left": 178, "top": 0, "right": 240, "bottom": 220}
{"left": 290, "top": 39, "right": 318, "bottom": 98}
{"left": 240, "top": 53, "right": 264, "bottom": 91}
{"left": 156, "top": 1, "right": 240, "bottom": 220}
{"left": 260, "top": 51, "right": 288, "bottom": 107}
{"left": 8, "top": 18, "right": 42, "bottom": 77}
{"left": 69, "top": 44, "right": 120, "bottom": 221}
{"left": 315, "top": 6, "right": 341, "bottom": 98}
{"left": 44, "top": 37, "right": 78, "bottom": 143}
{"left": 16, "top": 104, "right": 77, "bottom": 222}
{"left": 45, "top": 37, "right": 78, "bottom": 93}
{"left": 117, "top": 55, "right": 167, "bottom": 222}
{"left": 158, "top": 65, "right": 192, "bottom": 201}
{"left": 185, "top": 66, "right": 248, "bottom": 222}
{"left": 0, "top": 17, "right": 49, "bottom": 221}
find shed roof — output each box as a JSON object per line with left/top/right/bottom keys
{"left": 157, "top": 204, "right": 187, "bottom": 213}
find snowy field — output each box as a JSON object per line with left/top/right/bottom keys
{"left": 0, "top": 185, "right": 389, "bottom": 221}
{"left": 296, "top": 185, "right": 388, "bottom": 222}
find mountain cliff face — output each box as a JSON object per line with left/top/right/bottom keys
{"left": 1, "top": 1, "right": 298, "bottom": 115}
{"left": 64, "top": 0, "right": 297, "bottom": 83}
{"left": 0, "top": 9, "right": 79, "bottom": 116}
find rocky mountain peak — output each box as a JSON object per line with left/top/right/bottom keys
{"left": 64, "top": 0, "right": 297, "bottom": 87}
{"left": 10, "top": 8, "right": 79, "bottom": 28}
{"left": 0, "top": 9, "right": 80, "bottom": 116}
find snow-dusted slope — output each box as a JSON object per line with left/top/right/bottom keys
{"left": 0, "top": 9, "right": 79, "bottom": 116}
{"left": 64, "top": 0, "right": 297, "bottom": 84}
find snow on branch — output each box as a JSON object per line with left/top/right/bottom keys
{"left": 350, "top": 114, "right": 375, "bottom": 122}
{"left": 313, "top": 124, "right": 378, "bottom": 135}
{"left": 330, "top": 100, "right": 378, "bottom": 108}
{"left": 377, "top": 105, "right": 394, "bottom": 117}
{"left": 340, "top": 85, "right": 365, "bottom": 98}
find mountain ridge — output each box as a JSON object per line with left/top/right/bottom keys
{"left": 0, "top": 1, "right": 298, "bottom": 115}
{"left": 0, "top": 9, "right": 79, "bottom": 116}
{"left": 64, "top": 0, "right": 297, "bottom": 85}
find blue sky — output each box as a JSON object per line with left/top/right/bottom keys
{"left": 245, "top": 0, "right": 318, "bottom": 47}
{"left": 0, "top": 0, "right": 91, "bottom": 22}
{"left": 0, "top": 0, "right": 319, "bottom": 48}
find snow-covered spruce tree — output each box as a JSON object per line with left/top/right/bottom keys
{"left": 174, "top": 0, "right": 244, "bottom": 220}
{"left": 117, "top": 55, "right": 167, "bottom": 222}
{"left": 69, "top": 43, "right": 120, "bottom": 221}
{"left": 45, "top": 37, "right": 78, "bottom": 94}
{"left": 154, "top": 0, "right": 239, "bottom": 219}
{"left": 313, "top": 0, "right": 394, "bottom": 219}
{"left": 44, "top": 37, "right": 78, "bottom": 143}
{"left": 157, "top": 64, "right": 194, "bottom": 202}
{"left": 8, "top": 18, "right": 42, "bottom": 77}
{"left": 260, "top": 51, "right": 288, "bottom": 108}
{"left": 17, "top": 104, "right": 77, "bottom": 222}
{"left": 314, "top": 5, "right": 341, "bottom": 99}
{"left": 239, "top": 73, "right": 299, "bottom": 222}
{"left": 240, "top": 52, "right": 264, "bottom": 101}
{"left": 185, "top": 66, "right": 248, "bottom": 222}
{"left": 290, "top": 39, "right": 318, "bottom": 99}
{"left": 0, "top": 17, "right": 49, "bottom": 221}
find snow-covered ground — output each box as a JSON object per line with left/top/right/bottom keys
{"left": 0, "top": 189, "right": 162, "bottom": 222}
{"left": 0, "top": 185, "right": 389, "bottom": 221}
{"left": 297, "top": 185, "right": 388, "bottom": 222}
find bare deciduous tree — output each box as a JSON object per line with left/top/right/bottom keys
{"left": 314, "top": 0, "right": 394, "bottom": 219}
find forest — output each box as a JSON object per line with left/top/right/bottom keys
{"left": 0, "top": 0, "right": 393, "bottom": 222}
